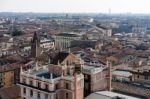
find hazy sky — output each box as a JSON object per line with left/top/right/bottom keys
{"left": 0, "top": 0, "right": 150, "bottom": 13}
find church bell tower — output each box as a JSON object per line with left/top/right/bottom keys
{"left": 31, "top": 32, "right": 41, "bottom": 58}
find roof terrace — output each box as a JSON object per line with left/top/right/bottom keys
{"left": 21, "top": 65, "right": 74, "bottom": 83}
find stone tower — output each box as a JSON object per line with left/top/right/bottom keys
{"left": 31, "top": 32, "right": 41, "bottom": 58}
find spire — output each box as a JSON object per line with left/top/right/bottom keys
{"left": 35, "top": 60, "right": 39, "bottom": 70}
{"left": 42, "top": 76, "right": 45, "bottom": 80}
{"left": 20, "top": 66, "right": 23, "bottom": 74}
{"left": 79, "top": 58, "right": 83, "bottom": 65}
{"left": 60, "top": 48, "right": 63, "bottom": 51}
{"left": 64, "top": 63, "right": 67, "bottom": 67}
{"left": 90, "top": 60, "right": 92, "bottom": 65}
{"left": 50, "top": 73, "right": 53, "bottom": 79}
{"left": 57, "top": 60, "right": 60, "bottom": 65}
{"left": 61, "top": 71, "right": 64, "bottom": 77}
{"left": 28, "top": 69, "right": 31, "bottom": 73}
{"left": 32, "top": 32, "right": 39, "bottom": 42}
{"left": 48, "top": 58, "right": 51, "bottom": 64}
{"left": 107, "top": 60, "right": 109, "bottom": 67}
{"left": 34, "top": 75, "right": 36, "bottom": 79}
{"left": 40, "top": 49, "right": 44, "bottom": 54}
{"left": 68, "top": 48, "right": 71, "bottom": 53}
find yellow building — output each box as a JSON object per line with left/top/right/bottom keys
{"left": 0, "top": 70, "right": 14, "bottom": 88}
{"left": 0, "top": 59, "right": 24, "bottom": 88}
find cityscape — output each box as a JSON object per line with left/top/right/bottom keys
{"left": 0, "top": 0, "right": 150, "bottom": 99}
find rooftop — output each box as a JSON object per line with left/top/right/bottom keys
{"left": 56, "top": 33, "right": 79, "bottom": 37}
{"left": 112, "top": 70, "right": 132, "bottom": 77}
{"left": 0, "top": 63, "right": 24, "bottom": 72}
{"left": 91, "top": 91, "right": 139, "bottom": 99}
{"left": 37, "top": 72, "right": 60, "bottom": 79}
{"left": 22, "top": 65, "right": 74, "bottom": 82}
{"left": 0, "top": 60, "right": 16, "bottom": 66}
{"left": 85, "top": 91, "right": 139, "bottom": 99}
{"left": 51, "top": 51, "right": 70, "bottom": 65}
{"left": 0, "top": 85, "right": 20, "bottom": 99}
{"left": 82, "top": 65, "right": 104, "bottom": 74}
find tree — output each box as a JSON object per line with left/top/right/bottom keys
{"left": 11, "top": 29, "right": 23, "bottom": 36}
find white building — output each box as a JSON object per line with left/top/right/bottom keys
{"left": 86, "top": 27, "right": 112, "bottom": 40}
{"left": 54, "top": 33, "right": 81, "bottom": 49}
{"left": 40, "top": 39, "right": 55, "bottom": 50}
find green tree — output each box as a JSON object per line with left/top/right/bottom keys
{"left": 11, "top": 29, "right": 23, "bottom": 36}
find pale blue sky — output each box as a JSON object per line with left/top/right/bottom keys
{"left": 0, "top": 0, "right": 150, "bottom": 13}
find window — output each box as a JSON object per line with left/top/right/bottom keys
{"left": 67, "top": 60, "right": 69, "bottom": 65}
{"left": 144, "top": 76, "right": 148, "bottom": 80}
{"left": 55, "top": 84, "right": 59, "bottom": 90}
{"left": 56, "top": 94, "right": 58, "bottom": 99}
{"left": 30, "top": 80, "right": 33, "bottom": 85}
{"left": 45, "top": 84, "right": 49, "bottom": 90}
{"left": 45, "top": 94, "right": 48, "bottom": 99}
{"left": 85, "top": 83, "right": 89, "bottom": 90}
{"left": 23, "top": 88, "right": 26, "bottom": 94}
{"left": 66, "top": 93, "right": 69, "bottom": 99}
{"left": 137, "top": 75, "right": 139, "bottom": 78}
{"left": 30, "top": 89, "right": 33, "bottom": 97}
{"left": 37, "top": 92, "right": 40, "bottom": 99}
{"left": 66, "top": 83, "right": 69, "bottom": 89}
{"left": 37, "top": 82, "right": 41, "bottom": 88}
{"left": 23, "top": 78, "right": 26, "bottom": 83}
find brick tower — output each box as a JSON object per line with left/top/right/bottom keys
{"left": 31, "top": 32, "right": 41, "bottom": 58}
{"left": 74, "top": 61, "right": 84, "bottom": 99}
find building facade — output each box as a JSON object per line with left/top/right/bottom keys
{"left": 132, "top": 26, "right": 147, "bottom": 34}
{"left": 0, "top": 60, "right": 25, "bottom": 88}
{"left": 19, "top": 51, "right": 84, "bottom": 99}
{"left": 82, "top": 61, "right": 108, "bottom": 96}
{"left": 86, "top": 27, "right": 112, "bottom": 40}
{"left": 54, "top": 33, "right": 81, "bottom": 49}
{"left": 131, "top": 66, "right": 150, "bottom": 83}
{"left": 40, "top": 39, "right": 55, "bottom": 50}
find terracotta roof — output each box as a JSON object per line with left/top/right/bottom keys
{"left": 0, "top": 37, "right": 10, "bottom": 42}
{"left": 0, "top": 62, "right": 25, "bottom": 72}
{"left": 4, "top": 54, "right": 26, "bottom": 62}
{"left": 51, "top": 52, "right": 69, "bottom": 65}
{"left": 0, "top": 85, "right": 20, "bottom": 99}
